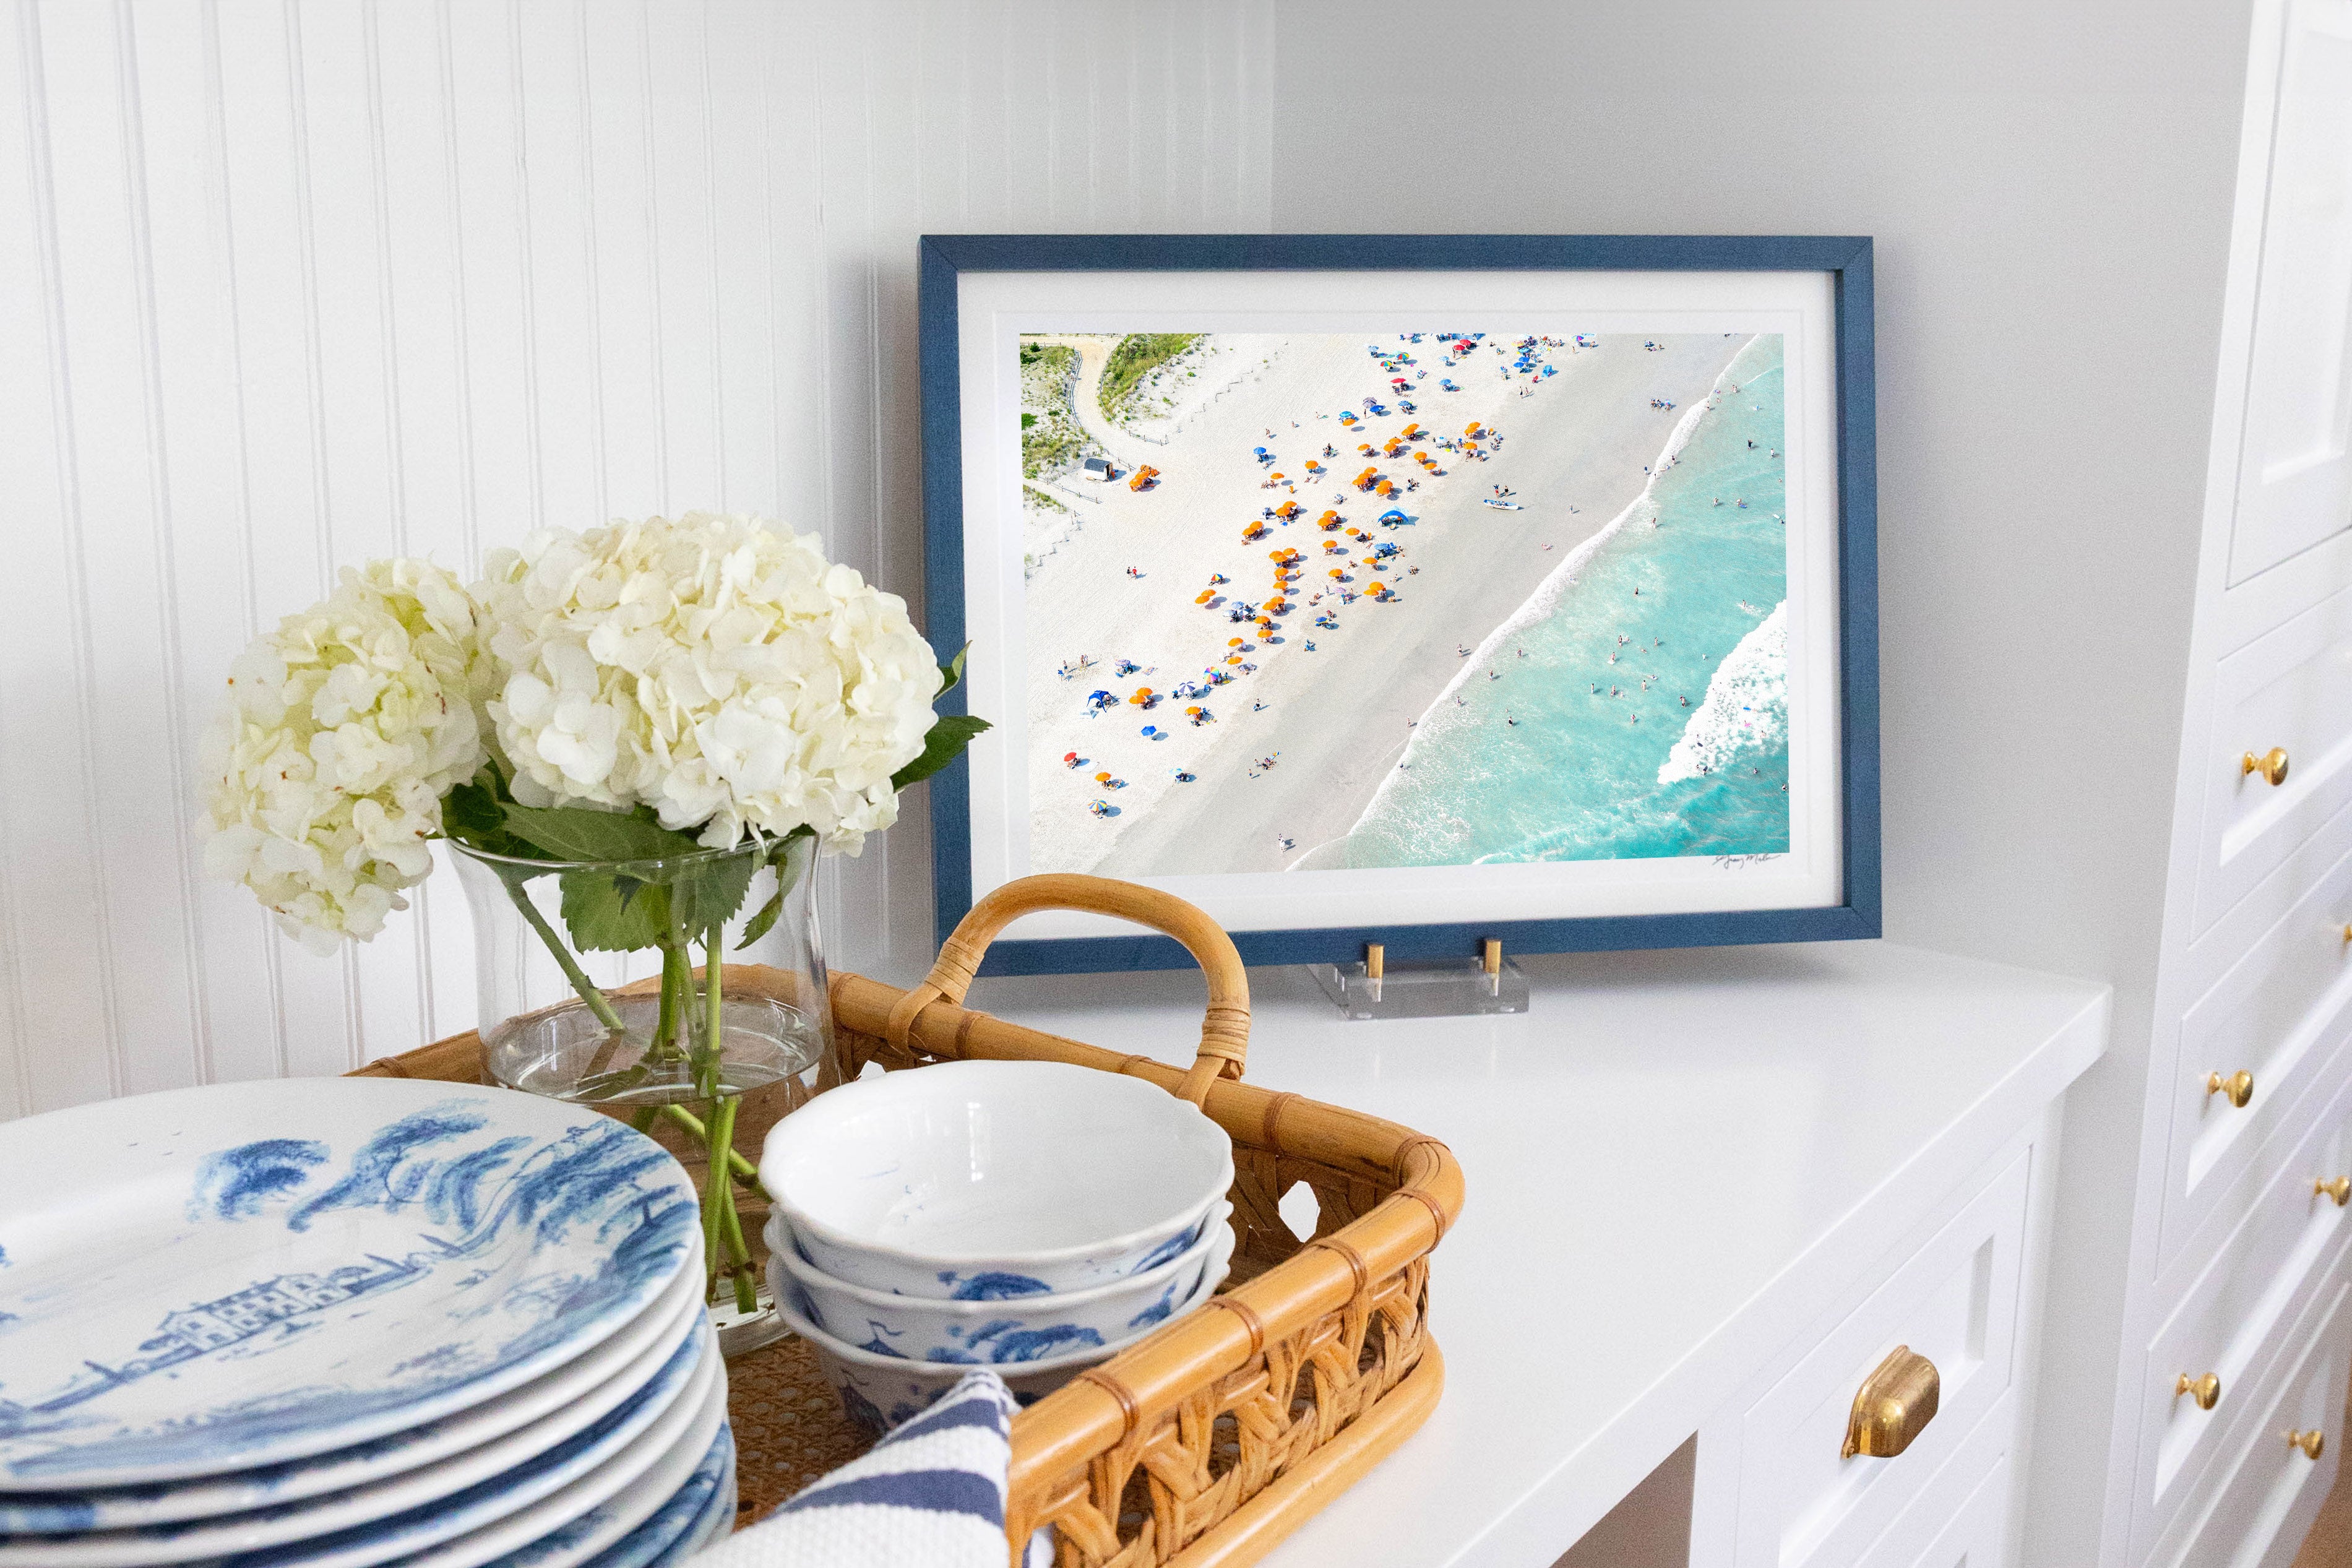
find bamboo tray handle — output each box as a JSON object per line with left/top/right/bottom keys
{"left": 883, "top": 873, "right": 1249, "bottom": 1106}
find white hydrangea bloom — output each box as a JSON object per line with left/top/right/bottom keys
{"left": 198, "top": 559, "right": 493, "bottom": 953}
{"left": 476, "top": 512, "right": 943, "bottom": 853}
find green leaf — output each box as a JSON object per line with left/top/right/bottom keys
{"left": 738, "top": 887, "right": 786, "bottom": 948}
{"left": 892, "top": 714, "right": 991, "bottom": 792}
{"left": 499, "top": 803, "right": 706, "bottom": 864}
{"left": 671, "top": 849, "right": 757, "bottom": 936}
{"left": 737, "top": 828, "right": 815, "bottom": 949}
{"left": 937, "top": 644, "right": 971, "bottom": 697}
{"left": 560, "top": 871, "right": 668, "bottom": 953}
{"left": 441, "top": 768, "right": 545, "bottom": 861}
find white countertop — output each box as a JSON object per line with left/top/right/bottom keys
{"left": 965, "top": 938, "right": 2107, "bottom": 1567}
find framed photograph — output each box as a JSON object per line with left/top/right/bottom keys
{"left": 919, "top": 235, "right": 1877, "bottom": 975}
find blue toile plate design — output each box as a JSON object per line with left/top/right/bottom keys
{"left": 556, "top": 1424, "right": 733, "bottom": 1568}
{"left": 416, "top": 1369, "right": 728, "bottom": 1568}
{"left": 0, "top": 1324, "right": 715, "bottom": 1567}
{"left": 0, "top": 1079, "right": 700, "bottom": 1491}
{"left": 0, "top": 1269, "right": 705, "bottom": 1536}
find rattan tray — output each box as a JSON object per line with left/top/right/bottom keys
{"left": 354, "top": 873, "right": 1463, "bottom": 1567}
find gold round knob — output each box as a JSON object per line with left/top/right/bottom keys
{"left": 2178, "top": 1372, "right": 2222, "bottom": 1410}
{"left": 2319, "top": 1177, "right": 2351, "bottom": 1207}
{"left": 2293, "top": 1428, "right": 2326, "bottom": 1459}
{"left": 2244, "top": 747, "right": 2291, "bottom": 786}
{"left": 2207, "top": 1070, "right": 2255, "bottom": 1108}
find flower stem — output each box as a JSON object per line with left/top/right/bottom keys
{"left": 704, "top": 926, "right": 725, "bottom": 1080}
{"left": 700, "top": 1094, "right": 741, "bottom": 1296}
{"left": 654, "top": 936, "right": 687, "bottom": 1063}
{"left": 657, "top": 1103, "right": 760, "bottom": 1187}
{"left": 498, "top": 872, "right": 626, "bottom": 1033}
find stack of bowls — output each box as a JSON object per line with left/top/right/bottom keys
{"left": 0, "top": 1079, "right": 736, "bottom": 1568}
{"left": 760, "top": 1061, "right": 1235, "bottom": 1436}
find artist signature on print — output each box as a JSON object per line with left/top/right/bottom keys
{"left": 1712, "top": 853, "right": 1785, "bottom": 870}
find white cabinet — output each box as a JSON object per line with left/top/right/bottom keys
{"left": 2067, "top": 0, "right": 2352, "bottom": 1562}
{"left": 2152, "top": 1283, "right": 2348, "bottom": 1568}
{"left": 1728, "top": 1153, "right": 2030, "bottom": 1568}
{"left": 2225, "top": 0, "right": 2352, "bottom": 588}
{"left": 1689, "top": 1120, "right": 2062, "bottom": 1568}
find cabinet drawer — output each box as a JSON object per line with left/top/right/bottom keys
{"left": 1731, "top": 1150, "right": 2029, "bottom": 1568}
{"left": 1889, "top": 1449, "right": 2009, "bottom": 1568}
{"left": 2194, "top": 582, "right": 2352, "bottom": 937}
{"left": 2135, "top": 1079, "right": 2350, "bottom": 1542}
{"left": 1864, "top": 1389, "right": 2010, "bottom": 1567}
{"left": 2160, "top": 843, "right": 2352, "bottom": 1276}
{"left": 2156, "top": 1282, "right": 2348, "bottom": 1568}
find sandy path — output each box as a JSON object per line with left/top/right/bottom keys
{"left": 1023, "top": 333, "right": 1746, "bottom": 877}
{"left": 1025, "top": 334, "right": 1142, "bottom": 468}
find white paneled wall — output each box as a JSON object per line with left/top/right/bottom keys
{"left": 0, "top": 0, "right": 1273, "bottom": 1120}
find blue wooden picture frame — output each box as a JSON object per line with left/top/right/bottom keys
{"left": 919, "top": 233, "right": 1878, "bottom": 975}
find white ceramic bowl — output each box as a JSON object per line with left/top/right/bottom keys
{"left": 766, "top": 1202, "right": 1233, "bottom": 1363}
{"left": 769, "top": 1238, "right": 1227, "bottom": 1439}
{"left": 759, "top": 1059, "right": 1234, "bottom": 1298}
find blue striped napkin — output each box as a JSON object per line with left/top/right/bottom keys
{"left": 691, "top": 1369, "right": 1044, "bottom": 1567}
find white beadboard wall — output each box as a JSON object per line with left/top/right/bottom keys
{"left": 0, "top": 0, "right": 1273, "bottom": 1121}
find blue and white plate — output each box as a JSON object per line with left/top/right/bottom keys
{"left": 0, "top": 1322, "right": 716, "bottom": 1566}
{"left": 666, "top": 1429, "right": 735, "bottom": 1560}
{"left": 0, "top": 1264, "right": 706, "bottom": 1535}
{"left": 0, "top": 1080, "right": 701, "bottom": 1490}
{"left": 411, "top": 1368, "right": 728, "bottom": 1568}
{"left": 562, "top": 1424, "right": 732, "bottom": 1568}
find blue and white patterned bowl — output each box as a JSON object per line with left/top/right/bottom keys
{"left": 0, "top": 1079, "right": 702, "bottom": 1491}
{"left": 765, "top": 1202, "right": 1231, "bottom": 1364}
{"left": 770, "top": 1270, "right": 1221, "bottom": 1441}
{"left": 759, "top": 1061, "right": 1233, "bottom": 1299}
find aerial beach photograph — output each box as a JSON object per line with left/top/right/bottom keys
{"left": 1017, "top": 327, "right": 1792, "bottom": 879}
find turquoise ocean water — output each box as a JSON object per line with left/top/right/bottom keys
{"left": 1343, "top": 334, "right": 1790, "bottom": 866}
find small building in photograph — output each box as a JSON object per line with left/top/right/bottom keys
{"left": 1081, "top": 456, "right": 1115, "bottom": 482}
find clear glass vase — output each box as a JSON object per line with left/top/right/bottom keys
{"left": 450, "top": 832, "right": 828, "bottom": 1356}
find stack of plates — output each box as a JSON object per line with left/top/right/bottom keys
{"left": 0, "top": 1079, "right": 734, "bottom": 1567}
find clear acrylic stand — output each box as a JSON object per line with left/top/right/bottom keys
{"left": 1309, "top": 950, "right": 1530, "bottom": 1020}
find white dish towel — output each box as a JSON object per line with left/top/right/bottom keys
{"left": 690, "top": 1369, "right": 1050, "bottom": 1568}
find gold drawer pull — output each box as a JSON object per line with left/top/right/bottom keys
{"left": 2292, "top": 1428, "right": 2327, "bottom": 1459}
{"left": 1843, "top": 1345, "right": 1939, "bottom": 1458}
{"left": 2244, "top": 747, "right": 2291, "bottom": 786}
{"left": 2319, "top": 1177, "right": 2351, "bottom": 1207}
{"left": 2178, "top": 1372, "right": 2222, "bottom": 1410}
{"left": 2207, "top": 1070, "right": 2255, "bottom": 1108}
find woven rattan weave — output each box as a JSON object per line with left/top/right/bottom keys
{"left": 353, "top": 874, "right": 1462, "bottom": 1567}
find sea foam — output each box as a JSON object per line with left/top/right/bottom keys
{"left": 1335, "top": 331, "right": 1792, "bottom": 867}
{"left": 1658, "top": 601, "right": 1787, "bottom": 784}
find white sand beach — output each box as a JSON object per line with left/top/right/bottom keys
{"left": 1022, "top": 331, "right": 1748, "bottom": 876}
